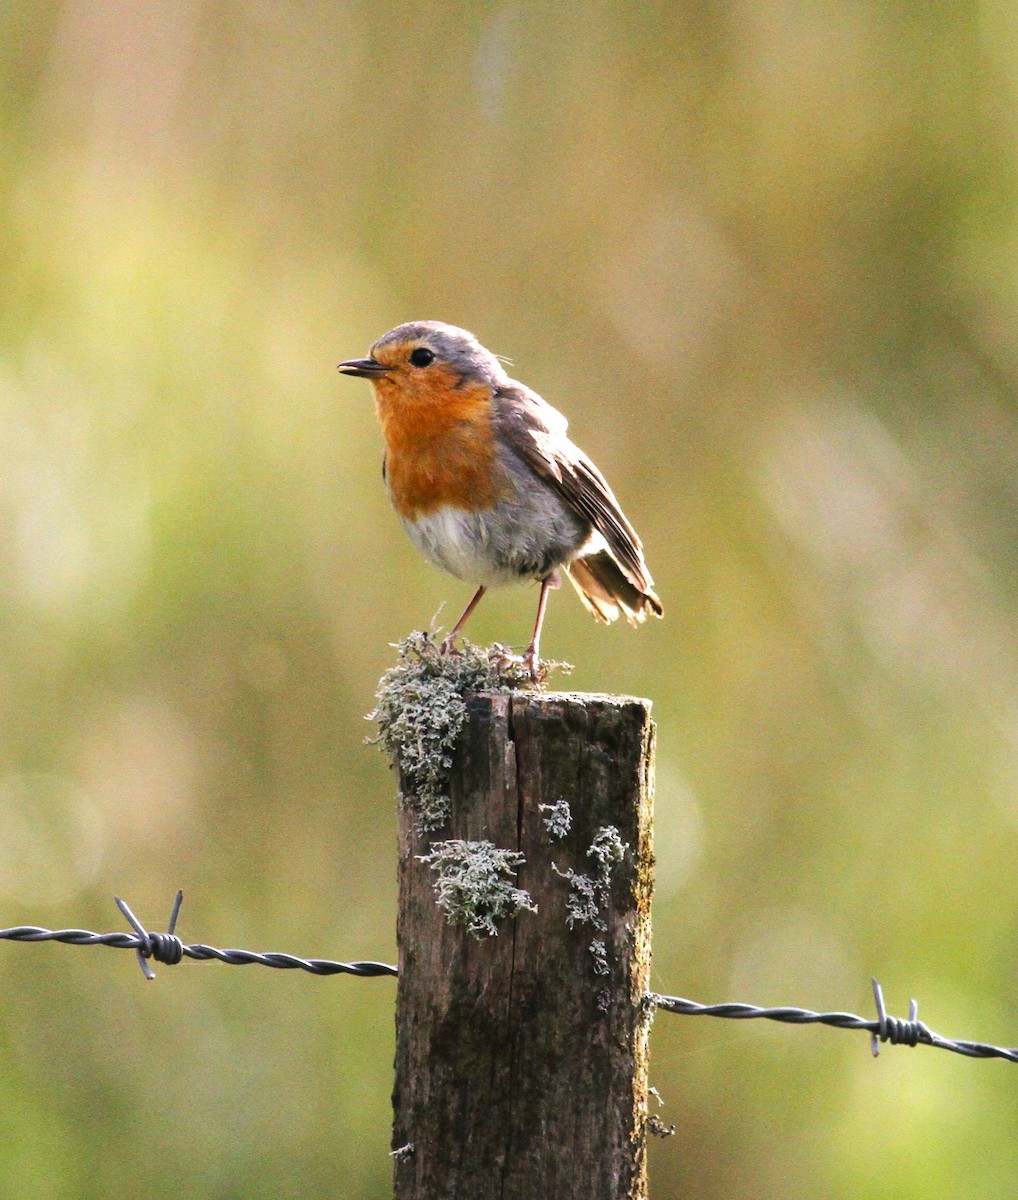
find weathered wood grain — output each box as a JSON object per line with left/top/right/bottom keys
{"left": 393, "top": 691, "right": 655, "bottom": 1200}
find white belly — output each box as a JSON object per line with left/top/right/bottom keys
{"left": 402, "top": 506, "right": 521, "bottom": 586}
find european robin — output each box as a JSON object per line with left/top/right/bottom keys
{"left": 339, "top": 321, "right": 662, "bottom": 679}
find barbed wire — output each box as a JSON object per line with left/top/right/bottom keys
{"left": 0, "top": 892, "right": 398, "bottom": 981}
{"left": 652, "top": 981, "right": 1018, "bottom": 1064}
{"left": 2, "top": 894, "right": 1015, "bottom": 1064}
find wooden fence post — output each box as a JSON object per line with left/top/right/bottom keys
{"left": 392, "top": 690, "right": 656, "bottom": 1200}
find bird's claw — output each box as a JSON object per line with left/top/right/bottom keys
{"left": 523, "top": 646, "right": 547, "bottom": 685}
{"left": 485, "top": 643, "right": 546, "bottom": 685}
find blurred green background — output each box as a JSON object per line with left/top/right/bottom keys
{"left": 1, "top": 2, "right": 1017, "bottom": 1196}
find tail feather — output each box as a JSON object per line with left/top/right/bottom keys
{"left": 565, "top": 551, "right": 663, "bottom": 626}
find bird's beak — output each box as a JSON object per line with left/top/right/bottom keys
{"left": 338, "top": 357, "right": 389, "bottom": 378}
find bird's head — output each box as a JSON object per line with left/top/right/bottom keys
{"left": 338, "top": 321, "right": 508, "bottom": 408}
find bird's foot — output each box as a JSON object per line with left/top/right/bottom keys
{"left": 438, "top": 635, "right": 462, "bottom": 657}
{"left": 523, "top": 643, "right": 548, "bottom": 685}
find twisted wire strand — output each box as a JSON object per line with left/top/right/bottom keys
{"left": 0, "top": 923, "right": 399, "bottom": 978}
{"left": 0, "top": 891, "right": 398, "bottom": 980}
{"left": 3, "top": 896, "right": 1016, "bottom": 1064}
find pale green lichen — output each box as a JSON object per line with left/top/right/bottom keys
{"left": 647, "top": 1087, "right": 675, "bottom": 1137}
{"left": 648, "top": 1116, "right": 677, "bottom": 1139}
{"left": 553, "top": 824, "right": 630, "bottom": 932}
{"left": 588, "top": 825, "right": 628, "bottom": 874}
{"left": 590, "top": 938, "right": 610, "bottom": 976}
{"left": 553, "top": 825, "right": 630, "bottom": 995}
{"left": 369, "top": 632, "right": 536, "bottom": 832}
{"left": 555, "top": 866, "right": 602, "bottom": 929}
{"left": 418, "top": 838, "right": 537, "bottom": 938}
{"left": 590, "top": 937, "right": 612, "bottom": 1011}
{"left": 539, "top": 798, "right": 572, "bottom": 840}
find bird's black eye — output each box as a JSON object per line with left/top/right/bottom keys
{"left": 409, "top": 347, "right": 435, "bottom": 368}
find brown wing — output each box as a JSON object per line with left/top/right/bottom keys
{"left": 492, "top": 383, "right": 661, "bottom": 609}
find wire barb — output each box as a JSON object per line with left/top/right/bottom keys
{"left": 870, "top": 978, "right": 926, "bottom": 1055}
{"left": 115, "top": 891, "right": 185, "bottom": 979}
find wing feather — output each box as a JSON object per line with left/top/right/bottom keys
{"left": 492, "top": 384, "right": 658, "bottom": 600}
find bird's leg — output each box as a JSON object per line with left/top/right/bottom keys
{"left": 523, "top": 573, "right": 559, "bottom": 682}
{"left": 439, "top": 585, "right": 487, "bottom": 655}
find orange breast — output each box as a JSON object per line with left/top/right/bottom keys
{"left": 373, "top": 374, "right": 506, "bottom": 520}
